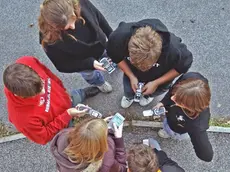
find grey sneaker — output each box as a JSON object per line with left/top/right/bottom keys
{"left": 158, "top": 129, "right": 170, "bottom": 139}
{"left": 139, "top": 96, "right": 154, "bottom": 106}
{"left": 97, "top": 81, "right": 112, "bottom": 93}
{"left": 121, "top": 96, "right": 134, "bottom": 108}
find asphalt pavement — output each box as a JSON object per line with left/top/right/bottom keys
{"left": 0, "top": 0, "right": 230, "bottom": 171}
{"left": 0, "top": 129, "right": 229, "bottom": 172}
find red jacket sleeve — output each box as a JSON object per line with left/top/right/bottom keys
{"left": 100, "top": 136, "right": 127, "bottom": 172}
{"left": 21, "top": 110, "right": 72, "bottom": 145}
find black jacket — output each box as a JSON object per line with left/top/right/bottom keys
{"left": 39, "top": 0, "right": 112, "bottom": 73}
{"left": 161, "top": 72, "right": 213, "bottom": 162}
{"left": 107, "top": 19, "right": 193, "bottom": 85}
{"left": 155, "top": 149, "right": 185, "bottom": 172}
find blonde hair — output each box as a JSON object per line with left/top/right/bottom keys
{"left": 64, "top": 118, "right": 108, "bottom": 164}
{"left": 127, "top": 144, "right": 159, "bottom": 172}
{"left": 38, "top": 0, "right": 84, "bottom": 45}
{"left": 128, "top": 26, "right": 162, "bottom": 72}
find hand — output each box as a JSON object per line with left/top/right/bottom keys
{"left": 67, "top": 107, "right": 87, "bottom": 117}
{"left": 93, "top": 60, "right": 106, "bottom": 71}
{"left": 104, "top": 116, "right": 113, "bottom": 123}
{"left": 129, "top": 76, "right": 138, "bottom": 93}
{"left": 113, "top": 123, "right": 124, "bottom": 138}
{"left": 142, "top": 80, "right": 159, "bottom": 95}
{"left": 152, "top": 102, "right": 164, "bottom": 110}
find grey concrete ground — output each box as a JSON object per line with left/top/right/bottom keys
{"left": 0, "top": 0, "right": 230, "bottom": 126}
{"left": 0, "top": 0, "right": 230, "bottom": 171}
{"left": 0, "top": 129, "right": 229, "bottom": 172}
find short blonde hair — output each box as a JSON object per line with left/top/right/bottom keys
{"left": 128, "top": 26, "right": 162, "bottom": 72}
{"left": 64, "top": 118, "right": 108, "bottom": 164}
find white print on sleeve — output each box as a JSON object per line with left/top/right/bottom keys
{"left": 45, "top": 78, "right": 51, "bottom": 112}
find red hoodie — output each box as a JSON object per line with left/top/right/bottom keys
{"left": 4, "top": 56, "right": 72, "bottom": 145}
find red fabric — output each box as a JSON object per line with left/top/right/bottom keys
{"left": 4, "top": 56, "right": 72, "bottom": 145}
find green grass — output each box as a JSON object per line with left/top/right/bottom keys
{"left": 209, "top": 118, "right": 230, "bottom": 128}
{"left": 0, "top": 122, "right": 18, "bottom": 138}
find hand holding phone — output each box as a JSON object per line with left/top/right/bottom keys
{"left": 143, "top": 107, "right": 166, "bottom": 116}
{"left": 108, "top": 113, "right": 125, "bottom": 130}
{"left": 113, "top": 122, "right": 124, "bottom": 138}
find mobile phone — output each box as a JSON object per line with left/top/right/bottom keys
{"left": 134, "top": 82, "right": 144, "bottom": 102}
{"left": 100, "top": 57, "right": 115, "bottom": 74}
{"left": 153, "top": 107, "right": 166, "bottom": 116}
{"left": 108, "top": 113, "right": 125, "bottom": 130}
{"left": 76, "top": 105, "right": 103, "bottom": 118}
{"left": 143, "top": 139, "right": 149, "bottom": 146}
{"left": 143, "top": 107, "right": 166, "bottom": 116}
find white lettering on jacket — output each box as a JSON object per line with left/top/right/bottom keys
{"left": 45, "top": 78, "right": 51, "bottom": 112}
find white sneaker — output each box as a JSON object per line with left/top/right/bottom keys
{"left": 97, "top": 81, "right": 112, "bottom": 93}
{"left": 158, "top": 129, "right": 170, "bottom": 139}
{"left": 121, "top": 96, "right": 134, "bottom": 108}
{"left": 139, "top": 96, "right": 154, "bottom": 106}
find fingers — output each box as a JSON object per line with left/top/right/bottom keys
{"left": 119, "top": 122, "right": 124, "bottom": 129}
{"left": 131, "top": 85, "right": 137, "bottom": 93}
{"left": 104, "top": 116, "right": 113, "bottom": 122}
{"left": 113, "top": 123, "right": 118, "bottom": 131}
{"left": 96, "top": 66, "right": 106, "bottom": 71}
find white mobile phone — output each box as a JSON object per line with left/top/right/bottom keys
{"left": 143, "top": 139, "right": 149, "bottom": 146}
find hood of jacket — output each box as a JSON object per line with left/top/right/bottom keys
{"left": 4, "top": 56, "right": 49, "bottom": 108}
{"left": 50, "top": 128, "right": 103, "bottom": 172}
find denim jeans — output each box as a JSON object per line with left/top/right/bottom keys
{"left": 80, "top": 70, "right": 105, "bottom": 86}
{"left": 123, "top": 74, "right": 169, "bottom": 99}
{"left": 163, "top": 118, "right": 189, "bottom": 140}
{"left": 148, "top": 138, "right": 162, "bottom": 151}
{"left": 68, "top": 89, "right": 86, "bottom": 127}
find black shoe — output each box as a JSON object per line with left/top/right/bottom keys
{"left": 83, "top": 87, "right": 101, "bottom": 99}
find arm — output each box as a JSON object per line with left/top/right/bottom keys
{"left": 100, "top": 137, "right": 127, "bottom": 172}
{"left": 86, "top": 0, "right": 112, "bottom": 37}
{"left": 118, "top": 60, "right": 136, "bottom": 79}
{"left": 143, "top": 69, "right": 179, "bottom": 95}
{"left": 154, "top": 149, "right": 185, "bottom": 172}
{"left": 170, "top": 33, "right": 193, "bottom": 74}
{"left": 46, "top": 41, "right": 98, "bottom": 72}
{"left": 155, "top": 69, "right": 180, "bottom": 86}
{"left": 23, "top": 110, "right": 72, "bottom": 145}
{"left": 188, "top": 130, "right": 213, "bottom": 162}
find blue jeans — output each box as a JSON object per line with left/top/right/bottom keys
{"left": 68, "top": 89, "right": 86, "bottom": 127}
{"left": 163, "top": 118, "right": 189, "bottom": 140}
{"left": 148, "top": 138, "right": 162, "bottom": 151}
{"left": 123, "top": 75, "right": 169, "bottom": 99}
{"left": 80, "top": 70, "right": 105, "bottom": 86}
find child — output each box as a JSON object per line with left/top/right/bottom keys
{"left": 127, "top": 138, "right": 185, "bottom": 172}
{"left": 154, "top": 72, "right": 213, "bottom": 162}
{"left": 39, "top": 0, "right": 113, "bottom": 93}
{"left": 50, "top": 118, "right": 127, "bottom": 172}
{"left": 107, "top": 19, "right": 193, "bottom": 108}
{"left": 3, "top": 56, "right": 99, "bottom": 144}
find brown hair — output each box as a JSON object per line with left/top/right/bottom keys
{"left": 128, "top": 26, "right": 162, "bottom": 72}
{"left": 64, "top": 118, "right": 108, "bottom": 164}
{"left": 127, "top": 144, "right": 159, "bottom": 172}
{"left": 38, "top": 0, "right": 83, "bottom": 45}
{"left": 172, "top": 78, "right": 211, "bottom": 115}
{"left": 3, "top": 63, "right": 42, "bottom": 98}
